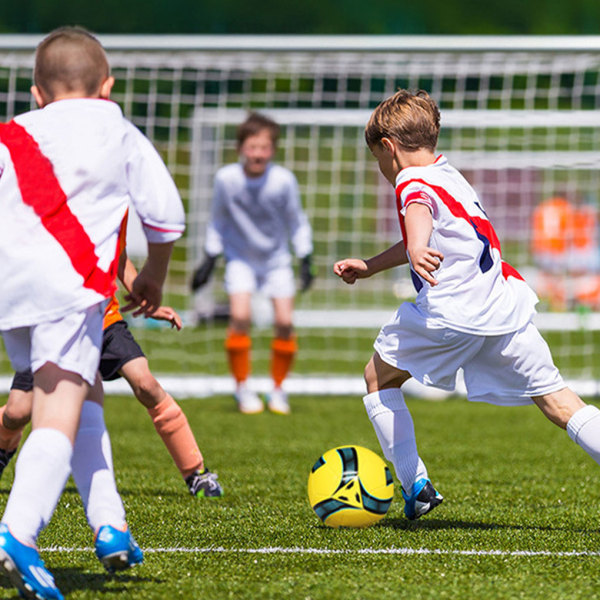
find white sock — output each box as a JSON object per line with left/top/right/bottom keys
{"left": 71, "top": 401, "right": 126, "bottom": 533}
{"left": 2, "top": 428, "right": 72, "bottom": 546}
{"left": 567, "top": 405, "right": 600, "bottom": 466}
{"left": 363, "top": 388, "right": 428, "bottom": 493}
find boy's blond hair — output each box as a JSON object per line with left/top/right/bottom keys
{"left": 34, "top": 26, "right": 109, "bottom": 101}
{"left": 365, "top": 89, "right": 440, "bottom": 152}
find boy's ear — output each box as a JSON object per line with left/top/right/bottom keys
{"left": 99, "top": 76, "right": 115, "bottom": 100}
{"left": 30, "top": 85, "right": 47, "bottom": 108}
{"left": 380, "top": 137, "right": 396, "bottom": 155}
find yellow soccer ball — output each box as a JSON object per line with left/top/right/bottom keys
{"left": 307, "top": 445, "right": 394, "bottom": 528}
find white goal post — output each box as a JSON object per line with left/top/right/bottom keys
{"left": 1, "top": 35, "right": 600, "bottom": 396}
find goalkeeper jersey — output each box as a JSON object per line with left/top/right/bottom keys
{"left": 204, "top": 163, "right": 313, "bottom": 269}
{"left": 0, "top": 98, "right": 185, "bottom": 329}
{"left": 395, "top": 155, "right": 538, "bottom": 335}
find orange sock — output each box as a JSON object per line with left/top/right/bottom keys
{"left": 0, "top": 405, "right": 24, "bottom": 452}
{"left": 147, "top": 394, "right": 204, "bottom": 479}
{"left": 271, "top": 336, "right": 298, "bottom": 388}
{"left": 225, "top": 333, "right": 251, "bottom": 383}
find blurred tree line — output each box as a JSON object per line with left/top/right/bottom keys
{"left": 1, "top": 0, "right": 599, "bottom": 35}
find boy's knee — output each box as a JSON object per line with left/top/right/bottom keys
{"left": 131, "top": 374, "right": 164, "bottom": 407}
{"left": 4, "top": 391, "right": 33, "bottom": 430}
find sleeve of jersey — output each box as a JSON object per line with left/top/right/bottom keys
{"left": 125, "top": 124, "right": 185, "bottom": 244}
{"left": 204, "top": 176, "right": 226, "bottom": 257}
{"left": 285, "top": 173, "right": 313, "bottom": 258}
{"left": 399, "top": 184, "right": 436, "bottom": 216}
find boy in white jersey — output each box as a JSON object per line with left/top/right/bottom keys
{"left": 334, "top": 89, "right": 600, "bottom": 521}
{"left": 0, "top": 27, "right": 184, "bottom": 600}
{"left": 192, "top": 113, "right": 314, "bottom": 415}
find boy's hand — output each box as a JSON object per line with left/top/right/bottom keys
{"left": 333, "top": 258, "right": 370, "bottom": 284}
{"left": 121, "top": 269, "right": 163, "bottom": 317}
{"left": 408, "top": 245, "right": 444, "bottom": 286}
{"left": 146, "top": 306, "right": 183, "bottom": 330}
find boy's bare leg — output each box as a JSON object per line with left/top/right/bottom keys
{"left": 362, "top": 352, "right": 440, "bottom": 519}
{"left": 2, "top": 362, "right": 87, "bottom": 545}
{"left": 532, "top": 387, "right": 586, "bottom": 429}
{"left": 121, "top": 357, "right": 206, "bottom": 478}
{"left": 533, "top": 387, "right": 600, "bottom": 465}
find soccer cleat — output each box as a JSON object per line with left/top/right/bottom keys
{"left": 401, "top": 478, "right": 444, "bottom": 520}
{"left": 94, "top": 525, "right": 143, "bottom": 573}
{"left": 0, "top": 523, "right": 63, "bottom": 600}
{"left": 267, "top": 388, "right": 291, "bottom": 415}
{"left": 0, "top": 448, "right": 16, "bottom": 479}
{"left": 185, "top": 468, "right": 223, "bottom": 498}
{"left": 234, "top": 383, "right": 264, "bottom": 414}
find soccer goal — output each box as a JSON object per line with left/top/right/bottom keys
{"left": 1, "top": 35, "right": 600, "bottom": 396}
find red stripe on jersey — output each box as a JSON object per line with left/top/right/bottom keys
{"left": 0, "top": 120, "right": 118, "bottom": 297}
{"left": 397, "top": 177, "right": 523, "bottom": 280}
{"left": 404, "top": 190, "right": 433, "bottom": 209}
{"left": 501, "top": 261, "right": 524, "bottom": 281}
{"left": 142, "top": 222, "right": 182, "bottom": 234}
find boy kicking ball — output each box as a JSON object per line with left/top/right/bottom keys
{"left": 0, "top": 27, "right": 184, "bottom": 599}
{"left": 334, "top": 89, "right": 600, "bottom": 521}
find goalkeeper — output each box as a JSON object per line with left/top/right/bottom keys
{"left": 192, "top": 112, "right": 314, "bottom": 415}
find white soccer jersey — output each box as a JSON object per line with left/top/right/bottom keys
{"left": 395, "top": 155, "right": 538, "bottom": 335}
{"left": 204, "top": 163, "right": 313, "bottom": 269}
{"left": 0, "top": 98, "right": 185, "bottom": 329}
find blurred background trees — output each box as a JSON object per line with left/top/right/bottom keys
{"left": 1, "top": 0, "right": 599, "bottom": 35}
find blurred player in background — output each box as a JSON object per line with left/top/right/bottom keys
{"left": 334, "top": 89, "right": 600, "bottom": 522}
{"left": 192, "top": 113, "right": 314, "bottom": 415}
{"left": 0, "top": 27, "right": 184, "bottom": 599}
{"left": 0, "top": 250, "right": 223, "bottom": 500}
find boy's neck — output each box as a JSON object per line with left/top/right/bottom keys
{"left": 397, "top": 148, "right": 437, "bottom": 170}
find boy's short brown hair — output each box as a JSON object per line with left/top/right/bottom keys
{"left": 34, "top": 26, "right": 110, "bottom": 101}
{"left": 365, "top": 90, "right": 440, "bottom": 152}
{"left": 237, "top": 112, "right": 280, "bottom": 147}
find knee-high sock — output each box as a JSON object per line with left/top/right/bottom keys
{"left": 567, "top": 405, "right": 600, "bottom": 465}
{"left": 0, "top": 405, "right": 24, "bottom": 452}
{"left": 225, "top": 333, "right": 251, "bottom": 384}
{"left": 2, "top": 428, "right": 72, "bottom": 546}
{"left": 270, "top": 337, "right": 297, "bottom": 388}
{"left": 147, "top": 394, "right": 204, "bottom": 478}
{"left": 71, "top": 401, "right": 126, "bottom": 533}
{"left": 363, "top": 388, "right": 428, "bottom": 492}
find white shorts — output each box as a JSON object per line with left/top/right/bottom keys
{"left": 374, "top": 303, "right": 565, "bottom": 406}
{"left": 1, "top": 302, "right": 105, "bottom": 386}
{"left": 224, "top": 259, "right": 295, "bottom": 298}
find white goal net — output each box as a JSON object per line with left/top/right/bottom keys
{"left": 1, "top": 35, "right": 600, "bottom": 396}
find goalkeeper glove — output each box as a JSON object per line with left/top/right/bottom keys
{"left": 299, "top": 255, "right": 316, "bottom": 292}
{"left": 191, "top": 254, "right": 218, "bottom": 291}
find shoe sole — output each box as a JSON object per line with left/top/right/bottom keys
{"left": 98, "top": 550, "right": 142, "bottom": 573}
{"left": 238, "top": 405, "right": 264, "bottom": 414}
{"left": 410, "top": 495, "right": 444, "bottom": 520}
{"left": 0, "top": 547, "right": 52, "bottom": 600}
{"left": 267, "top": 404, "right": 290, "bottom": 415}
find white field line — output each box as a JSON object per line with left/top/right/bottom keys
{"left": 39, "top": 546, "right": 600, "bottom": 557}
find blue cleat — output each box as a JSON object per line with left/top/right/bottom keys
{"left": 401, "top": 478, "right": 444, "bottom": 520}
{"left": 94, "top": 525, "right": 143, "bottom": 574}
{"left": 0, "top": 523, "right": 63, "bottom": 600}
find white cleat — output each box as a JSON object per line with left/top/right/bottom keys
{"left": 267, "top": 387, "right": 291, "bottom": 415}
{"left": 235, "top": 382, "right": 264, "bottom": 414}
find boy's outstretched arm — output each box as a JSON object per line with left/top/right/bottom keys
{"left": 404, "top": 202, "right": 443, "bottom": 286}
{"left": 334, "top": 241, "right": 408, "bottom": 285}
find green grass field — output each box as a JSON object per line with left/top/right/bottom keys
{"left": 0, "top": 393, "right": 598, "bottom": 599}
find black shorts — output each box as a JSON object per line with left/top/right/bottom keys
{"left": 99, "top": 320, "right": 145, "bottom": 381}
{"left": 10, "top": 369, "right": 34, "bottom": 392}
